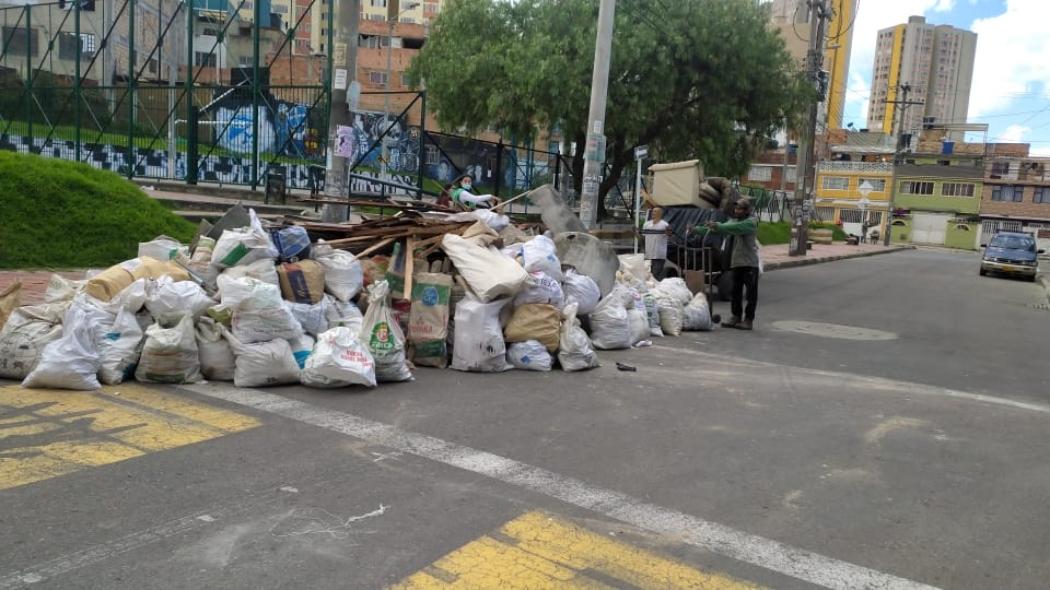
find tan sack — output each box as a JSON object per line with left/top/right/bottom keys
{"left": 85, "top": 257, "right": 190, "bottom": 302}
{"left": 277, "top": 260, "right": 325, "bottom": 304}
{"left": 504, "top": 303, "right": 561, "bottom": 352}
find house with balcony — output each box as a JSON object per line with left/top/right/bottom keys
{"left": 888, "top": 127, "right": 987, "bottom": 249}
{"left": 814, "top": 131, "right": 896, "bottom": 238}
{"left": 980, "top": 147, "right": 1050, "bottom": 253}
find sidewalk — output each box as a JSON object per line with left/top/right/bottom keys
{"left": 762, "top": 242, "right": 913, "bottom": 271}
{"left": 0, "top": 270, "right": 83, "bottom": 307}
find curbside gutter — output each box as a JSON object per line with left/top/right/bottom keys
{"left": 764, "top": 245, "right": 916, "bottom": 271}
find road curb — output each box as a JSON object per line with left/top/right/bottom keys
{"left": 1038, "top": 274, "right": 1050, "bottom": 303}
{"left": 765, "top": 246, "right": 916, "bottom": 272}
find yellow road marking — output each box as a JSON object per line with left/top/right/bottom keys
{"left": 0, "top": 384, "right": 260, "bottom": 490}
{"left": 392, "top": 511, "right": 762, "bottom": 589}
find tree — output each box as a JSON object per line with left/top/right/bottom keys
{"left": 409, "top": 0, "right": 811, "bottom": 217}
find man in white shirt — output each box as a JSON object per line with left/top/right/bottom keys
{"left": 642, "top": 207, "right": 672, "bottom": 279}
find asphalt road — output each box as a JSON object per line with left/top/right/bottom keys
{"left": 2, "top": 248, "right": 1049, "bottom": 590}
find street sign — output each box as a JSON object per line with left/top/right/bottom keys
{"left": 634, "top": 145, "right": 648, "bottom": 160}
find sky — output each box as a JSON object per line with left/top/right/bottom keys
{"left": 842, "top": 0, "right": 1050, "bottom": 156}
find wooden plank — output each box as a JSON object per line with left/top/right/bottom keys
{"left": 347, "top": 236, "right": 398, "bottom": 259}
{"left": 403, "top": 236, "right": 415, "bottom": 300}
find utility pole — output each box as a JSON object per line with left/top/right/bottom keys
{"left": 789, "top": 0, "right": 830, "bottom": 257}
{"left": 323, "top": 0, "right": 360, "bottom": 221}
{"left": 882, "top": 82, "right": 923, "bottom": 246}
{"left": 578, "top": 0, "right": 616, "bottom": 229}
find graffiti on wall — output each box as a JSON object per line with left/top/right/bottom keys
{"left": 213, "top": 100, "right": 313, "bottom": 157}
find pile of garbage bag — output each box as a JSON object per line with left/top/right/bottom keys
{"left": 1, "top": 209, "right": 717, "bottom": 392}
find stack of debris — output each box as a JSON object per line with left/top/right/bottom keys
{"left": 0, "top": 186, "right": 718, "bottom": 391}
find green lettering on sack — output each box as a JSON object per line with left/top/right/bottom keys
{"left": 413, "top": 339, "right": 446, "bottom": 358}
{"left": 220, "top": 243, "right": 249, "bottom": 266}
{"left": 369, "top": 321, "right": 395, "bottom": 352}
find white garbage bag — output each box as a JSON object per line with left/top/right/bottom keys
{"left": 558, "top": 302, "right": 599, "bottom": 372}
{"left": 138, "top": 235, "right": 186, "bottom": 261}
{"left": 618, "top": 253, "right": 649, "bottom": 284}
{"left": 0, "top": 304, "right": 66, "bottom": 379}
{"left": 98, "top": 308, "right": 145, "bottom": 385}
{"left": 441, "top": 233, "right": 528, "bottom": 302}
{"left": 22, "top": 305, "right": 102, "bottom": 390}
{"left": 682, "top": 292, "right": 714, "bottom": 331}
{"left": 136, "top": 315, "right": 203, "bottom": 384}
{"left": 44, "top": 274, "right": 83, "bottom": 303}
{"left": 146, "top": 276, "right": 215, "bottom": 321}
{"left": 219, "top": 258, "right": 280, "bottom": 289}
{"left": 653, "top": 277, "right": 693, "bottom": 307}
{"left": 223, "top": 327, "right": 301, "bottom": 387}
{"left": 450, "top": 296, "right": 512, "bottom": 373}
{"left": 301, "top": 326, "right": 377, "bottom": 388}
{"left": 588, "top": 287, "right": 633, "bottom": 350}
{"left": 325, "top": 296, "right": 364, "bottom": 334}
{"left": 361, "top": 280, "right": 412, "bottom": 382}
{"left": 102, "top": 278, "right": 149, "bottom": 315}
{"left": 657, "top": 297, "right": 683, "bottom": 336}
{"left": 195, "top": 317, "right": 235, "bottom": 381}
{"left": 225, "top": 278, "right": 304, "bottom": 344}
{"left": 313, "top": 246, "right": 364, "bottom": 302}
{"left": 513, "top": 271, "right": 564, "bottom": 308}
{"left": 561, "top": 269, "right": 600, "bottom": 315}
{"left": 521, "top": 235, "right": 563, "bottom": 280}
{"left": 211, "top": 209, "right": 279, "bottom": 268}
{"left": 287, "top": 298, "right": 330, "bottom": 337}
{"left": 506, "top": 340, "right": 553, "bottom": 371}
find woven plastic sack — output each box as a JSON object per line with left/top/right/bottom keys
{"left": 223, "top": 277, "right": 304, "bottom": 344}
{"left": 361, "top": 280, "right": 412, "bottom": 382}
{"left": 441, "top": 233, "right": 528, "bottom": 302}
{"left": 562, "top": 269, "right": 600, "bottom": 315}
{"left": 643, "top": 293, "right": 664, "bottom": 337}
{"left": 506, "top": 340, "right": 553, "bottom": 371}
{"left": 98, "top": 308, "right": 145, "bottom": 385}
{"left": 146, "top": 276, "right": 215, "bottom": 321}
{"left": 195, "top": 317, "right": 235, "bottom": 381}
{"left": 22, "top": 305, "right": 102, "bottom": 390}
{"left": 0, "top": 305, "right": 64, "bottom": 379}
{"left": 588, "top": 289, "right": 632, "bottom": 350}
{"left": 136, "top": 315, "right": 203, "bottom": 384}
{"left": 301, "top": 326, "right": 377, "bottom": 388}
{"left": 682, "top": 292, "right": 713, "bottom": 331}
{"left": 451, "top": 296, "right": 512, "bottom": 373}
{"left": 287, "top": 298, "right": 330, "bottom": 337}
{"left": 504, "top": 303, "right": 560, "bottom": 352}
{"left": 224, "top": 327, "right": 301, "bottom": 387}
{"left": 211, "top": 209, "right": 279, "bottom": 268}
{"left": 220, "top": 258, "right": 280, "bottom": 290}
{"left": 0, "top": 281, "right": 20, "bottom": 331}
{"left": 521, "top": 235, "right": 563, "bottom": 281}
{"left": 557, "top": 302, "right": 599, "bottom": 372}
{"left": 138, "top": 235, "right": 186, "bottom": 261}
{"left": 657, "top": 298, "right": 683, "bottom": 336}
{"left": 289, "top": 335, "right": 315, "bottom": 369}
{"left": 514, "top": 271, "right": 564, "bottom": 308}
{"left": 271, "top": 225, "right": 311, "bottom": 261}
{"left": 409, "top": 273, "right": 452, "bottom": 368}
{"left": 314, "top": 245, "right": 364, "bottom": 302}
{"left": 326, "top": 296, "right": 364, "bottom": 333}
{"left": 653, "top": 277, "right": 693, "bottom": 307}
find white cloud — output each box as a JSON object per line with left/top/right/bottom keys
{"left": 932, "top": 0, "right": 956, "bottom": 11}
{"left": 970, "top": 0, "right": 1050, "bottom": 117}
{"left": 996, "top": 124, "right": 1031, "bottom": 142}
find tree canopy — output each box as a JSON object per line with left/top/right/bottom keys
{"left": 409, "top": 0, "right": 810, "bottom": 208}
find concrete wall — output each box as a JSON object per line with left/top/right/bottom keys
{"left": 890, "top": 218, "right": 911, "bottom": 243}
{"left": 945, "top": 220, "right": 978, "bottom": 250}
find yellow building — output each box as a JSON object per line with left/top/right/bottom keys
{"left": 768, "top": 0, "right": 857, "bottom": 130}
{"left": 814, "top": 132, "right": 896, "bottom": 237}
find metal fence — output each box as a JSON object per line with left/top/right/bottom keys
{"left": 0, "top": 0, "right": 333, "bottom": 189}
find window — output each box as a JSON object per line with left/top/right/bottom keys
{"left": 3, "top": 26, "right": 38, "bottom": 57}
{"left": 1034, "top": 187, "right": 1049, "bottom": 204}
{"left": 368, "top": 70, "right": 388, "bottom": 86}
{"left": 858, "top": 178, "right": 886, "bottom": 192}
{"left": 370, "top": 0, "right": 387, "bottom": 6}
{"left": 814, "top": 206, "right": 836, "bottom": 222}
{"left": 991, "top": 161, "right": 1011, "bottom": 176}
{"left": 747, "top": 166, "right": 772, "bottom": 182}
{"left": 991, "top": 185, "right": 1024, "bottom": 202}
{"left": 195, "top": 51, "right": 217, "bottom": 67}
{"left": 839, "top": 209, "right": 864, "bottom": 223}
{"left": 821, "top": 176, "right": 849, "bottom": 191}
{"left": 942, "top": 182, "right": 975, "bottom": 197}
{"left": 425, "top": 145, "right": 439, "bottom": 165}
{"left": 239, "top": 55, "right": 252, "bottom": 66}
{"left": 81, "top": 33, "right": 96, "bottom": 55}
{"left": 900, "top": 181, "right": 934, "bottom": 195}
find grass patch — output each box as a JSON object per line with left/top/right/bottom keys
{"left": 0, "top": 151, "right": 196, "bottom": 268}
{"left": 757, "top": 221, "right": 848, "bottom": 245}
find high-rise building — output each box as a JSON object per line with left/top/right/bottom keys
{"left": 767, "top": 0, "right": 858, "bottom": 130}
{"left": 868, "top": 16, "right": 977, "bottom": 139}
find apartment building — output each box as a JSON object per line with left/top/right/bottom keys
{"left": 980, "top": 147, "right": 1050, "bottom": 253}
{"left": 814, "top": 130, "right": 896, "bottom": 237}
{"left": 767, "top": 0, "right": 858, "bottom": 130}
{"left": 868, "top": 16, "right": 976, "bottom": 140}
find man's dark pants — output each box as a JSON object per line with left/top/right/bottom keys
{"left": 649, "top": 258, "right": 666, "bottom": 280}
{"left": 730, "top": 266, "right": 759, "bottom": 321}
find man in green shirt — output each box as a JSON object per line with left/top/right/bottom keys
{"left": 693, "top": 198, "right": 760, "bottom": 330}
